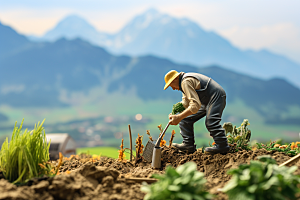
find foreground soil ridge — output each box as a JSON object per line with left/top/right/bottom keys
{"left": 0, "top": 147, "right": 299, "bottom": 200}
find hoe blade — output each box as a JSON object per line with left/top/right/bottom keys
{"left": 142, "top": 140, "right": 156, "bottom": 162}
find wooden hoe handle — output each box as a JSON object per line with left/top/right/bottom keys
{"left": 279, "top": 153, "right": 300, "bottom": 167}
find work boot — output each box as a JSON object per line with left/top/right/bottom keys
{"left": 205, "top": 142, "right": 229, "bottom": 155}
{"left": 172, "top": 142, "right": 196, "bottom": 154}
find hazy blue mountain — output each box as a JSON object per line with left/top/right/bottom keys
{"left": 110, "top": 8, "right": 248, "bottom": 66}
{"left": 1, "top": 24, "right": 300, "bottom": 125}
{"left": 27, "top": 9, "right": 300, "bottom": 89}
{"left": 110, "top": 9, "right": 300, "bottom": 87}
{"left": 28, "top": 15, "right": 112, "bottom": 47}
{"left": 0, "top": 22, "right": 33, "bottom": 59}
{"left": 108, "top": 56, "right": 300, "bottom": 125}
{"left": 243, "top": 49, "right": 300, "bottom": 86}
{"left": 0, "top": 113, "right": 8, "bottom": 122}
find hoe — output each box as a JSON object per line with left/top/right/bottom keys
{"left": 142, "top": 122, "right": 170, "bottom": 169}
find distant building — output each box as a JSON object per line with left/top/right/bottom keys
{"left": 46, "top": 133, "right": 76, "bottom": 160}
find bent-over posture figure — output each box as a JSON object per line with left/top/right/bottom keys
{"left": 164, "top": 70, "right": 229, "bottom": 155}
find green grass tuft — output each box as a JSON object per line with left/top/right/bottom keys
{"left": 0, "top": 119, "right": 51, "bottom": 184}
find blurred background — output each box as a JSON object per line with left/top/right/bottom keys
{"left": 0, "top": 0, "right": 300, "bottom": 152}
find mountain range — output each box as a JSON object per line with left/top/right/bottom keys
{"left": 28, "top": 8, "right": 300, "bottom": 89}
{"left": 1, "top": 21, "right": 300, "bottom": 126}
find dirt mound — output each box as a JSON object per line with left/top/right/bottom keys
{"left": 162, "top": 147, "right": 299, "bottom": 198}
{"left": 55, "top": 148, "right": 300, "bottom": 199}
{"left": 0, "top": 163, "right": 145, "bottom": 200}
{"left": 60, "top": 156, "right": 134, "bottom": 174}
{"left": 0, "top": 148, "right": 299, "bottom": 200}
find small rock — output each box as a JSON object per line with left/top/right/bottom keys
{"left": 113, "top": 183, "right": 122, "bottom": 193}
{"left": 102, "top": 176, "right": 114, "bottom": 187}
{"left": 31, "top": 180, "right": 49, "bottom": 193}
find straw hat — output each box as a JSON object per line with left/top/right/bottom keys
{"left": 164, "top": 70, "right": 180, "bottom": 90}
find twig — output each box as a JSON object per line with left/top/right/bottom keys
{"left": 125, "top": 177, "right": 157, "bottom": 183}
{"left": 124, "top": 148, "right": 136, "bottom": 159}
{"left": 169, "top": 130, "right": 176, "bottom": 148}
{"left": 128, "top": 124, "right": 133, "bottom": 162}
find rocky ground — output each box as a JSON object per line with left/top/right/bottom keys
{"left": 0, "top": 147, "right": 299, "bottom": 200}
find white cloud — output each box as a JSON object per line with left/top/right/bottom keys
{"left": 0, "top": 6, "right": 144, "bottom": 35}
{"left": 1, "top": 85, "right": 25, "bottom": 95}
{"left": 218, "top": 23, "right": 300, "bottom": 63}
{"left": 0, "top": 8, "right": 73, "bottom": 35}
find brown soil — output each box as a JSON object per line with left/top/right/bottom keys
{"left": 0, "top": 147, "right": 299, "bottom": 200}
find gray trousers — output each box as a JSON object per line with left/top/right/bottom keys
{"left": 178, "top": 87, "right": 227, "bottom": 145}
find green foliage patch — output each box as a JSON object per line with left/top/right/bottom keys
{"left": 171, "top": 102, "right": 186, "bottom": 115}
{"left": 141, "top": 162, "right": 213, "bottom": 200}
{"left": 256, "top": 140, "right": 298, "bottom": 156}
{"left": 222, "top": 155, "right": 300, "bottom": 200}
{"left": 0, "top": 119, "right": 51, "bottom": 184}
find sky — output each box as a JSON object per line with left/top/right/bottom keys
{"left": 1, "top": 0, "right": 300, "bottom": 64}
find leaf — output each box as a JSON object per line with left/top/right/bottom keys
{"left": 286, "top": 165, "right": 298, "bottom": 174}
{"left": 176, "top": 192, "right": 193, "bottom": 200}
{"left": 240, "top": 169, "right": 251, "bottom": 181}
{"left": 222, "top": 176, "right": 239, "bottom": 192}
{"left": 247, "top": 185, "right": 257, "bottom": 193}
{"left": 165, "top": 166, "right": 179, "bottom": 177}
{"left": 173, "top": 177, "right": 184, "bottom": 185}
{"left": 143, "top": 193, "right": 152, "bottom": 200}
{"left": 192, "top": 172, "right": 205, "bottom": 182}
{"left": 183, "top": 175, "right": 194, "bottom": 185}
{"left": 192, "top": 195, "right": 205, "bottom": 200}
{"left": 151, "top": 174, "right": 164, "bottom": 180}
{"left": 264, "top": 164, "right": 274, "bottom": 179}
{"left": 176, "top": 161, "right": 197, "bottom": 176}
{"left": 227, "top": 189, "right": 254, "bottom": 200}
{"left": 268, "top": 177, "right": 284, "bottom": 190}
{"left": 257, "top": 155, "right": 277, "bottom": 164}
{"left": 168, "top": 185, "right": 181, "bottom": 191}
{"left": 140, "top": 185, "right": 151, "bottom": 193}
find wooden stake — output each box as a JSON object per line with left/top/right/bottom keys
{"left": 125, "top": 177, "right": 157, "bottom": 183}
{"left": 279, "top": 153, "right": 300, "bottom": 167}
{"left": 128, "top": 124, "right": 133, "bottom": 162}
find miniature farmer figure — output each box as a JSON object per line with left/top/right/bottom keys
{"left": 164, "top": 70, "right": 229, "bottom": 154}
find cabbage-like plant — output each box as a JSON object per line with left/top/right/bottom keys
{"left": 222, "top": 155, "right": 300, "bottom": 200}
{"left": 141, "top": 162, "right": 214, "bottom": 200}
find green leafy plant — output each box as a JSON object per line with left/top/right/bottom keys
{"left": 141, "top": 162, "right": 214, "bottom": 200}
{"left": 256, "top": 140, "right": 297, "bottom": 156}
{"left": 222, "top": 119, "right": 252, "bottom": 152}
{"left": 222, "top": 155, "right": 300, "bottom": 200}
{"left": 0, "top": 119, "right": 52, "bottom": 184}
{"left": 172, "top": 102, "right": 185, "bottom": 115}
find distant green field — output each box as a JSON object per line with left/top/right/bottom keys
{"left": 77, "top": 146, "right": 136, "bottom": 159}
{"left": 0, "top": 91, "right": 299, "bottom": 149}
